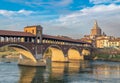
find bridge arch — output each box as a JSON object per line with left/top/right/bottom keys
{"left": 0, "top": 44, "right": 37, "bottom": 63}
{"left": 43, "top": 45, "right": 66, "bottom": 62}
{"left": 81, "top": 48, "right": 91, "bottom": 56}
{"left": 67, "top": 46, "right": 84, "bottom": 60}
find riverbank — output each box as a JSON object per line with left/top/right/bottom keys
{"left": 92, "top": 48, "right": 120, "bottom": 62}
{"left": 0, "top": 51, "right": 19, "bottom": 58}
{"left": 93, "top": 55, "right": 120, "bottom": 62}
{"left": 94, "top": 58, "right": 120, "bottom": 62}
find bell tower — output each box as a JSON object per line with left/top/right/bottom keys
{"left": 90, "top": 20, "right": 102, "bottom": 37}
{"left": 24, "top": 25, "right": 43, "bottom": 60}
{"left": 24, "top": 25, "right": 43, "bottom": 44}
{"left": 36, "top": 25, "right": 43, "bottom": 44}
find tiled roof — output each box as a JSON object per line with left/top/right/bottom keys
{"left": 24, "top": 25, "right": 42, "bottom": 28}
{"left": 0, "top": 30, "right": 90, "bottom": 44}
{"left": 0, "top": 30, "right": 35, "bottom": 37}
{"left": 109, "top": 39, "right": 120, "bottom": 42}
{"left": 43, "top": 34, "right": 89, "bottom": 44}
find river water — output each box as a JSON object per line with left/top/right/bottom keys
{"left": 0, "top": 59, "right": 120, "bottom": 83}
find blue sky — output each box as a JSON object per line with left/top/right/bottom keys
{"left": 0, "top": 0, "right": 120, "bottom": 38}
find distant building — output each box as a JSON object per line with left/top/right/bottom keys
{"left": 108, "top": 38, "right": 120, "bottom": 48}
{"left": 96, "top": 37, "right": 120, "bottom": 48}
{"left": 96, "top": 36, "right": 111, "bottom": 48}
{"left": 90, "top": 20, "right": 102, "bottom": 37}
{"left": 82, "top": 20, "right": 106, "bottom": 47}
{"left": 81, "top": 20, "right": 120, "bottom": 48}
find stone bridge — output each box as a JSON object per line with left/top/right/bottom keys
{"left": 0, "top": 25, "right": 93, "bottom": 66}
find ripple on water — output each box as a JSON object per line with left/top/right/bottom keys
{"left": 0, "top": 60, "right": 120, "bottom": 83}
{"left": 0, "top": 62, "right": 20, "bottom": 83}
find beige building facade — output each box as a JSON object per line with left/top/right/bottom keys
{"left": 82, "top": 20, "right": 120, "bottom": 48}
{"left": 96, "top": 36, "right": 120, "bottom": 48}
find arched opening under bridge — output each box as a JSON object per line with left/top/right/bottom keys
{"left": 82, "top": 49, "right": 91, "bottom": 56}
{"left": 68, "top": 46, "right": 83, "bottom": 60}
{"left": 43, "top": 45, "right": 66, "bottom": 62}
{"left": 0, "top": 44, "right": 37, "bottom": 63}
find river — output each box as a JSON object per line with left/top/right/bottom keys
{"left": 0, "top": 59, "right": 120, "bottom": 83}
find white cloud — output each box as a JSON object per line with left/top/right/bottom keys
{"left": 89, "top": 0, "right": 120, "bottom": 4}
{"left": 0, "top": 10, "right": 14, "bottom": 17}
{"left": 7, "top": 0, "right": 73, "bottom": 7}
{"left": 45, "top": 4, "right": 120, "bottom": 38}
{"left": 55, "top": 4, "right": 120, "bottom": 25}
{"left": 0, "top": 2, "right": 120, "bottom": 38}
{"left": 18, "top": 9, "right": 34, "bottom": 15}
{"left": 81, "top": 4, "right": 120, "bottom": 13}
{"left": 4, "top": 0, "right": 73, "bottom": 15}
{"left": 56, "top": 0, "right": 73, "bottom": 6}
{"left": 0, "top": 9, "right": 35, "bottom": 17}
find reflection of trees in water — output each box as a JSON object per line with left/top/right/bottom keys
{"left": 18, "top": 61, "right": 93, "bottom": 83}
{"left": 93, "top": 63, "right": 120, "bottom": 79}
{"left": 18, "top": 66, "right": 52, "bottom": 83}
{"left": 0, "top": 46, "right": 15, "bottom": 52}
{"left": 18, "top": 66, "right": 36, "bottom": 83}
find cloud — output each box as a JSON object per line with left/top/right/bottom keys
{"left": 0, "top": 1, "right": 120, "bottom": 38}
{"left": 5, "top": 0, "right": 73, "bottom": 15}
{"left": 54, "top": 4, "right": 120, "bottom": 25}
{"left": 55, "top": 0, "right": 73, "bottom": 6}
{"left": 45, "top": 4, "right": 120, "bottom": 38}
{"left": 6, "top": 0, "right": 73, "bottom": 7}
{"left": 89, "top": 0, "right": 120, "bottom": 4}
{"left": 17, "top": 10, "right": 34, "bottom": 15}
{"left": 81, "top": 4, "right": 120, "bottom": 13}
{"left": 0, "top": 10, "right": 14, "bottom": 17}
{"left": 0, "top": 9, "right": 35, "bottom": 17}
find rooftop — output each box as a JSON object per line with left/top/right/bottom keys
{"left": 0, "top": 30, "right": 90, "bottom": 44}
{"left": 0, "top": 30, "right": 35, "bottom": 37}
{"left": 24, "top": 25, "right": 43, "bottom": 29}
{"left": 43, "top": 34, "right": 88, "bottom": 44}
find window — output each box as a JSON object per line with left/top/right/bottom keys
{"left": 32, "top": 30, "right": 34, "bottom": 33}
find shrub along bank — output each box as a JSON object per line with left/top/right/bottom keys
{"left": 92, "top": 48, "right": 120, "bottom": 62}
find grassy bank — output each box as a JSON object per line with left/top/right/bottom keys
{"left": 0, "top": 51, "right": 19, "bottom": 58}
{"left": 92, "top": 48, "right": 120, "bottom": 62}
{"left": 0, "top": 46, "right": 19, "bottom": 58}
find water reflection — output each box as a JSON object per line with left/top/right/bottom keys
{"left": 2, "top": 59, "right": 119, "bottom": 83}
{"left": 93, "top": 62, "right": 120, "bottom": 81}
{"left": 18, "top": 60, "right": 94, "bottom": 83}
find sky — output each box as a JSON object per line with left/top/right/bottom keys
{"left": 0, "top": 0, "right": 120, "bottom": 38}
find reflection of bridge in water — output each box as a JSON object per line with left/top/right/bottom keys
{"left": 18, "top": 61, "right": 92, "bottom": 83}
{"left": 0, "top": 25, "right": 92, "bottom": 66}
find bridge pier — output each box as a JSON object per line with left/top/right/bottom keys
{"left": 17, "top": 45, "right": 47, "bottom": 67}
{"left": 18, "top": 53, "right": 46, "bottom": 67}
{"left": 18, "top": 59, "right": 46, "bottom": 67}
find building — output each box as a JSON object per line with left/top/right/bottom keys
{"left": 90, "top": 20, "right": 102, "bottom": 37}
{"left": 82, "top": 20, "right": 120, "bottom": 48}
{"left": 108, "top": 38, "right": 120, "bottom": 48}
{"left": 96, "top": 37, "right": 120, "bottom": 48}
{"left": 82, "top": 20, "right": 106, "bottom": 47}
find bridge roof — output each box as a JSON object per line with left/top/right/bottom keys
{"left": 0, "top": 30, "right": 35, "bottom": 37}
{"left": 0, "top": 30, "right": 90, "bottom": 44}
{"left": 43, "top": 34, "right": 88, "bottom": 44}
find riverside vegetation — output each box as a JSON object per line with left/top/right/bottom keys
{"left": 0, "top": 46, "right": 120, "bottom": 62}
{"left": 0, "top": 46, "right": 19, "bottom": 58}
{"left": 92, "top": 47, "right": 120, "bottom": 61}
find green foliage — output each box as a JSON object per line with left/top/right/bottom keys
{"left": 97, "top": 54, "right": 109, "bottom": 59}
{"left": 92, "top": 48, "right": 120, "bottom": 61}
{"left": 0, "top": 46, "right": 16, "bottom": 52}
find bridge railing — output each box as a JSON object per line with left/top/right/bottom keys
{"left": 0, "top": 36, "right": 35, "bottom": 43}
{"left": 0, "top": 36, "right": 92, "bottom": 47}
{"left": 42, "top": 39, "right": 91, "bottom": 47}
